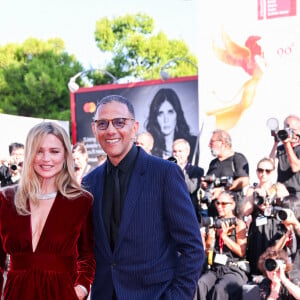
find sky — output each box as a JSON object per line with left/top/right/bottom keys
{"left": 0, "top": 0, "right": 198, "bottom": 69}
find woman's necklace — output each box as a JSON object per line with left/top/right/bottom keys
{"left": 37, "top": 191, "right": 57, "bottom": 200}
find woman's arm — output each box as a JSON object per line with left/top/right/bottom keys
{"left": 274, "top": 225, "right": 294, "bottom": 250}
{"left": 279, "top": 266, "right": 300, "bottom": 300}
{"left": 240, "top": 187, "right": 255, "bottom": 216}
{"left": 74, "top": 197, "right": 96, "bottom": 299}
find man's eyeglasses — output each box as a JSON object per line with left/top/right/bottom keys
{"left": 216, "top": 202, "right": 232, "bottom": 207}
{"left": 257, "top": 168, "right": 273, "bottom": 174}
{"left": 94, "top": 118, "right": 134, "bottom": 130}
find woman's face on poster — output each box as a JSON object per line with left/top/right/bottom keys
{"left": 157, "top": 100, "right": 177, "bottom": 135}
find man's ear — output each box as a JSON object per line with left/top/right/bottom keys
{"left": 132, "top": 121, "right": 139, "bottom": 140}
{"left": 91, "top": 122, "right": 98, "bottom": 142}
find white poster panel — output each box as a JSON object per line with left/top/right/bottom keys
{"left": 198, "top": 0, "right": 300, "bottom": 181}
{"left": 0, "top": 113, "right": 69, "bottom": 159}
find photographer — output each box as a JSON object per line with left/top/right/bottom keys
{"left": 241, "top": 157, "right": 289, "bottom": 279}
{"left": 273, "top": 195, "right": 300, "bottom": 286}
{"left": 172, "top": 138, "right": 204, "bottom": 221}
{"left": 201, "top": 129, "right": 250, "bottom": 217}
{"left": 269, "top": 115, "right": 300, "bottom": 200}
{"left": 0, "top": 142, "right": 24, "bottom": 187}
{"left": 195, "top": 191, "right": 248, "bottom": 299}
{"left": 258, "top": 247, "right": 300, "bottom": 300}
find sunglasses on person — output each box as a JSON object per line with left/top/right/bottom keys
{"left": 216, "top": 201, "right": 233, "bottom": 207}
{"left": 257, "top": 168, "right": 273, "bottom": 174}
{"left": 94, "top": 118, "right": 134, "bottom": 130}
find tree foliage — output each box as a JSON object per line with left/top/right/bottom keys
{"left": 0, "top": 38, "right": 82, "bottom": 120}
{"left": 93, "top": 13, "right": 197, "bottom": 82}
{"left": 0, "top": 13, "right": 197, "bottom": 120}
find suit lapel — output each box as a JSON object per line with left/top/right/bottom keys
{"left": 92, "top": 164, "right": 112, "bottom": 256}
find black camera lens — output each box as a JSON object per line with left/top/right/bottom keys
{"left": 213, "top": 217, "right": 237, "bottom": 229}
{"left": 10, "top": 164, "right": 18, "bottom": 171}
{"left": 201, "top": 217, "right": 214, "bottom": 227}
{"left": 264, "top": 258, "right": 277, "bottom": 271}
{"left": 277, "top": 129, "right": 289, "bottom": 141}
{"left": 277, "top": 210, "right": 288, "bottom": 221}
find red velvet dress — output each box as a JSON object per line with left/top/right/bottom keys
{"left": 0, "top": 186, "right": 95, "bottom": 299}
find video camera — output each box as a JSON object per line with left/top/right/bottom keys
{"left": 201, "top": 175, "right": 233, "bottom": 204}
{"left": 264, "top": 206, "right": 292, "bottom": 221}
{"left": 201, "top": 216, "right": 237, "bottom": 229}
{"left": 266, "top": 117, "right": 297, "bottom": 142}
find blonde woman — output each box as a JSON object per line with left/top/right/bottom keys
{"left": 241, "top": 157, "right": 289, "bottom": 278}
{"left": 0, "top": 122, "right": 95, "bottom": 300}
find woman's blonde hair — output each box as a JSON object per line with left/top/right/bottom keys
{"left": 15, "top": 122, "right": 87, "bottom": 215}
{"left": 256, "top": 157, "right": 275, "bottom": 170}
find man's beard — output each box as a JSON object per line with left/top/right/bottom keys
{"left": 210, "top": 149, "right": 220, "bottom": 157}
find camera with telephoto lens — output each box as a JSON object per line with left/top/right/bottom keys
{"left": 201, "top": 175, "right": 233, "bottom": 204}
{"left": 264, "top": 258, "right": 285, "bottom": 272}
{"left": 202, "top": 174, "right": 233, "bottom": 188}
{"left": 264, "top": 206, "right": 292, "bottom": 221}
{"left": 201, "top": 216, "right": 237, "bottom": 229}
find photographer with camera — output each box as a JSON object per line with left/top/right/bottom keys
{"left": 195, "top": 191, "right": 248, "bottom": 300}
{"left": 0, "top": 142, "right": 24, "bottom": 187}
{"left": 269, "top": 115, "right": 300, "bottom": 200}
{"left": 200, "top": 129, "right": 250, "bottom": 217}
{"left": 271, "top": 195, "right": 300, "bottom": 287}
{"left": 241, "top": 157, "right": 289, "bottom": 279}
{"left": 172, "top": 138, "right": 204, "bottom": 222}
{"left": 258, "top": 247, "right": 300, "bottom": 299}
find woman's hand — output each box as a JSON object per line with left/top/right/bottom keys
{"left": 282, "top": 211, "right": 300, "bottom": 228}
{"left": 74, "top": 285, "right": 87, "bottom": 300}
{"left": 221, "top": 220, "right": 234, "bottom": 237}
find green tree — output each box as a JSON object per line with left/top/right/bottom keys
{"left": 0, "top": 13, "right": 197, "bottom": 120}
{"left": 0, "top": 37, "right": 82, "bottom": 120}
{"left": 93, "top": 13, "right": 197, "bottom": 83}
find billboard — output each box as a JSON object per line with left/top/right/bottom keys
{"left": 198, "top": 0, "right": 300, "bottom": 180}
{"left": 70, "top": 75, "right": 199, "bottom": 166}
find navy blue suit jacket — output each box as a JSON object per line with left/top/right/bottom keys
{"left": 82, "top": 147, "right": 204, "bottom": 299}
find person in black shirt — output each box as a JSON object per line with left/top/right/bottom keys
{"left": 196, "top": 191, "right": 248, "bottom": 300}
{"left": 0, "top": 142, "right": 24, "bottom": 187}
{"left": 201, "top": 129, "right": 249, "bottom": 217}
{"left": 269, "top": 114, "right": 300, "bottom": 200}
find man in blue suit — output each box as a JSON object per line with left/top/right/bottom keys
{"left": 82, "top": 95, "right": 204, "bottom": 299}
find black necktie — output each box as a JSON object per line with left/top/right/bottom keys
{"left": 110, "top": 167, "right": 121, "bottom": 250}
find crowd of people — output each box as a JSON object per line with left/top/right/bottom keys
{"left": 0, "top": 93, "right": 300, "bottom": 300}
